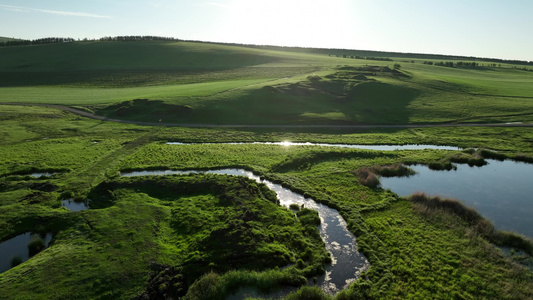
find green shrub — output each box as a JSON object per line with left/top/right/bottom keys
{"left": 479, "top": 149, "right": 506, "bottom": 161}
{"left": 185, "top": 272, "right": 224, "bottom": 300}
{"left": 290, "top": 203, "right": 300, "bottom": 210}
{"left": 355, "top": 168, "right": 380, "bottom": 187}
{"left": 297, "top": 208, "right": 321, "bottom": 226}
{"left": 60, "top": 190, "right": 74, "bottom": 199}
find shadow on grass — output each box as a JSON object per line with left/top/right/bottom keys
{"left": 271, "top": 150, "right": 396, "bottom": 173}
{"left": 94, "top": 77, "right": 419, "bottom": 126}
{"left": 193, "top": 80, "right": 419, "bottom": 125}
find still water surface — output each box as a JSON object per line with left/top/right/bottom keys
{"left": 0, "top": 232, "right": 53, "bottom": 273}
{"left": 62, "top": 198, "right": 89, "bottom": 212}
{"left": 166, "top": 142, "right": 460, "bottom": 151}
{"left": 380, "top": 159, "right": 533, "bottom": 238}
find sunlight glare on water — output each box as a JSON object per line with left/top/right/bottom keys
{"left": 279, "top": 140, "right": 292, "bottom": 147}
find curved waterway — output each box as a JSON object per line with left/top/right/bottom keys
{"left": 166, "top": 142, "right": 460, "bottom": 151}
{"left": 380, "top": 159, "right": 533, "bottom": 238}
{"left": 0, "top": 232, "right": 53, "bottom": 273}
{"left": 122, "top": 169, "right": 370, "bottom": 295}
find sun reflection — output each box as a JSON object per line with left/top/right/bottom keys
{"left": 279, "top": 140, "right": 292, "bottom": 147}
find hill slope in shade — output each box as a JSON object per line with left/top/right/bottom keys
{"left": 1, "top": 40, "right": 533, "bottom": 125}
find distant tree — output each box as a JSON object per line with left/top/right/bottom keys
{"left": 393, "top": 63, "right": 401, "bottom": 70}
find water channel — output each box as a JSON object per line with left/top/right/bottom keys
{"left": 166, "top": 142, "right": 461, "bottom": 151}
{"left": 380, "top": 159, "right": 533, "bottom": 238}
{"left": 122, "top": 168, "right": 370, "bottom": 296}
{"left": 0, "top": 232, "right": 53, "bottom": 273}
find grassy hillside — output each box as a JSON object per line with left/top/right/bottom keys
{"left": 0, "top": 37, "right": 22, "bottom": 43}
{"left": 1, "top": 40, "right": 533, "bottom": 125}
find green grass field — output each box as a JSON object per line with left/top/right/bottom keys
{"left": 1, "top": 40, "right": 532, "bottom": 125}
{"left": 1, "top": 40, "right": 533, "bottom": 299}
{"left": 0, "top": 104, "right": 532, "bottom": 299}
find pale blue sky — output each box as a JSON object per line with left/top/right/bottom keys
{"left": 1, "top": 0, "right": 532, "bottom": 61}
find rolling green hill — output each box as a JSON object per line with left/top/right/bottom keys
{"left": 0, "top": 37, "right": 22, "bottom": 43}
{"left": 1, "top": 40, "right": 533, "bottom": 125}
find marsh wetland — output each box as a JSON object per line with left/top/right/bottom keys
{"left": 381, "top": 159, "right": 533, "bottom": 238}
{"left": 0, "top": 39, "right": 532, "bottom": 299}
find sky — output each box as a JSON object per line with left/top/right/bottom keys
{"left": 1, "top": 0, "right": 532, "bottom": 61}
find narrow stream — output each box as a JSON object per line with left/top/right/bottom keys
{"left": 122, "top": 169, "right": 370, "bottom": 296}
{"left": 166, "top": 142, "right": 461, "bottom": 151}
{"left": 0, "top": 232, "right": 53, "bottom": 273}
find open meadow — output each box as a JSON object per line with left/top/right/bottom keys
{"left": 1, "top": 40, "right": 533, "bottom": 125}
{"left": 0, "top": 40, "right": 532, "bottom": 299}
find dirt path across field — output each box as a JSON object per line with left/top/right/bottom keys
{"left": 2, "top": 102, "right": 533, "bottom": 129}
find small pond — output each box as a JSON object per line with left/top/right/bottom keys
{"left": 62, "top": 198, "right": 90, "bottom": 212}
{"left": 0, "top": 232, "right": 53, "bottom": 273}
{"left": 30, "top": 172, "right": 55, "bottom": 178}
{"left": 380, "top": 159, "right": 533, "bottom": 238}
{"left": 122, "top": 169, "right": 370, "bottom": 296}
{"left": 166, "top": 142, "right": 461, "bottom": 151}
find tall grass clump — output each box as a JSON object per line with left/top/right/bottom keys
{"left": 184, "top": 269, "right": 308, "bottom": 299}
{"left": 409, "top": 193, "right": 484, "bottom": 224}
{"left": 427, "top": 159, "right": 455, "bottom": 171}
{"left": 354, "top": 164, "right": 414, "bottom": 187}
{"left": 354, "top": 167, "right": 379, "bottom": 187}
{"left": 478, "top": 149, "right": 506, "bottom": 161}
{"left": 284, "top": 286, "right": 330, "bottom": 300}
{"left": 184, "top": 272, "right": 224, "bottom": 300}
{"left": 375, "top": 163, "right": 416, "bottom": 177}
{"left": 297, "top": 208, "right": 321, "bottom": 226}
{"left": 450, "top": 152, "right": 487, "bottom": 167}
{"left": 513, "top": 154, "right": 533, "bottom": 164}
{"left": 222, "top": 269, "right": 305, "bottom": 293}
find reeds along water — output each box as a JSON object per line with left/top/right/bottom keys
{"left": 408, "top": 193, "right": 533, "bottom": 255}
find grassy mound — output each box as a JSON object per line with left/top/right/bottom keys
{"left": 87, "top": 174, "right": 328, "bottom": 299}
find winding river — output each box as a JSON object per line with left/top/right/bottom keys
{"left": 122, "top": 168, "right": 370, "bottom": 295}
